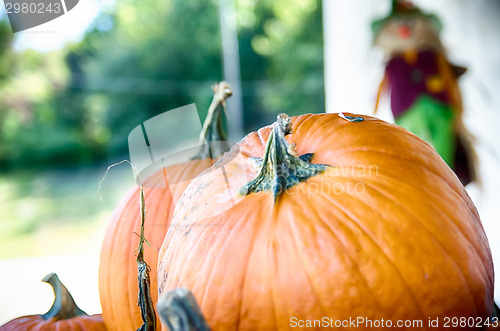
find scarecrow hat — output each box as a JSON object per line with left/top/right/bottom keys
{"left": 371, "top": 0, "right": 442, "bottom": 37}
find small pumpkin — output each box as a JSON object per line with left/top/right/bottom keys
{"left": 98, "top": 82, "right": 232, "bottom": 331}
{"left": 0, "top": 273, "right": 106, "bottom": 331}
{"left": 158, "top": 113, "right": 494, "bottom": 330}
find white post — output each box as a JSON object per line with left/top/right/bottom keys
{"left": 322, "top": 0, "right": 389, "bottom": 118}
{"left": 218, "top": 0, "right": 244, "bottom": 141}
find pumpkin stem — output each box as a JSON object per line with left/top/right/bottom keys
{"left": 195, "top": 81, "right": 233, "bottom": 159}
{"left": 239, "top": 113, "right": 329, "bottom": 201}
{"left": 41, "top": 273, "right": 87, "bottom": 321}
{"left": 157, "top": 288, "right": 210, "bottom": 331}
{"left": 136, "top": 184, "right": 157, "bottom": 331}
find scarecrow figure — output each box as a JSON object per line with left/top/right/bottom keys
{"left": 372, "top": 0, "right": 476, "bottom": 185}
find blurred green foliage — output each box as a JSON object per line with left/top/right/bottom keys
{"left": 0, "top": 165, "right": 133, "bottom": 258}
{"left": 0, "top": 0, "right": 324, "bottom": 170}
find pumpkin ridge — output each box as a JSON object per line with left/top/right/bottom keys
{"left": 255, "top": 126, "right": 271, "bottom": 151}
{"left": 287, "top": 122, "right": 328, "bottom": 156}
{"left": 193, "top": 198, "right": 266, "bottom": 330}
{"left": 314, "top": 186, "right": 391, "bottom": 308}
{"left": 109, "top": 189, "right": 139, "bottom": 329}
{"left": 238, "top": 130, "right": 266, "bottom": 159}
{"left": 290, "top": 113, "right": 325, "bottom": 140}
{"left": 163, "top": 195, "right": 273, "bottom": 329}
{"left": 199, "top": 225, "right": 230, "bottom": 308}
{"left": 327, "top": 147, "right": 440, "bottom": 171}
{"left": 362, "top": 173, "right": 475, "bottom": 246}
{"left": 261, "top": 198, "right": 281, "bottom": 331}
{"left": 366, "top": 185, "right": 489, "bottom": 315}
{"left": 380, "top": 171, "right": 481, "bottom": 249}
{"left": 72, "top": 316, "right": 88, "bottom": 330}
{"left": 20, "top": 317, "right": 39, "bottom": 329}
{"left": 238, "top": 200, "right": 274, "bottom": 330}
{"left": 158, "top": 224, "right": 183, "bottom": 294}
{"left": 291, "top": 113, "right": 330, "bottom": 140}
{"left": 269, "top": 239, "right": 279, "bottom": 331}
{"left": 100, "top": 189, "right": 135, "bottom": 329}
{"left": 286, "top": 198, "right": 331, "bottom": 316}
{"left": 290, "top": 113, "right": 315, "bottom": 135}
{"left": 179, "top": 213, "right": 214, "bottom": 282}
{"left": 319, "top": 188, "right": 428, "bottom": 320}
{"left": 296, "top": 113, "right": 365, "bottom": 144}
{"left": 397, "top": 175, "right": 494, "bottom": 301}
{"left": 337, "top": 147, "right": 463, "bottom": 198}
{"left": 200, "top": 200, "right": 265, "bottom": 328}
{"left": 162, "top": 209, "right": 211, "bottom": 319}
{"left": 299, "top": 113, "right": 339, "bottom": 142}
{"left": 292, "top": 190, "right": 382, "bottom": 311}
{"left": 180, "top": 217, "right": 221, "bottom": 296}
{"left": 362, "top": 171, "right": 491, "bottom": 280}
{"left": 150, "top": 188, "right": 171, "bottom": 251}
{"left": 346, "top": 176, "right": 481, "bottom": 314}
{"left": 162, "top": 227, "right": 188, "bottom": 290}
{"left": 331, "top": 172, "right": 491, "bottom": 316}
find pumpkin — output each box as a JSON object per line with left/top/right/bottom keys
{"left": 157, "top": 113, "right": 494, "bottom": 330}
{"left": 98, "top": 82, "right": 232, "bottom": 330}
{"left": 0, "top": 273, "right": 106, "bottom": 331}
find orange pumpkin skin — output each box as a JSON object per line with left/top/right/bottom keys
{"left": 0, "top": 314, "right": 106, "bottom": 331}
{"left": 98, "top": 159, "right": 213, "bottom": 331}
{"left": 158, "top": 113, "right": 494, "bottom": 330}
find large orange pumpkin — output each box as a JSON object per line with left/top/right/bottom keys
{"left": 98, "top": 82, "right": 232, "bottom": 330}
{"left": 158, "top": 113, "right": 494, "bottom": 330}
{"left": 0, "top": 273, "right": 106, "bottom": 331}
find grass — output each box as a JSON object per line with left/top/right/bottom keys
{"left": 0, "top": 164, "right": 136, "bottom": 259}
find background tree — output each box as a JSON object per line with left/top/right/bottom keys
{"left": 0, "top": 0, "right": 324, "bottom": 169}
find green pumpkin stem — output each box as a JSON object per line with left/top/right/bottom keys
{"left": 136, "top": 185, "right": 157, "bottom": 331}
{"left": 157, "top": 288, "right": 210, "bottom": 331}
{"left": 239, "top": 113, "right": 329, "bottom": 201}
{"left": 41, "top": 273, "right": 87, "bottom": 321}
{"left": 195, "top": 81, "right": 233, "bottom": 159}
